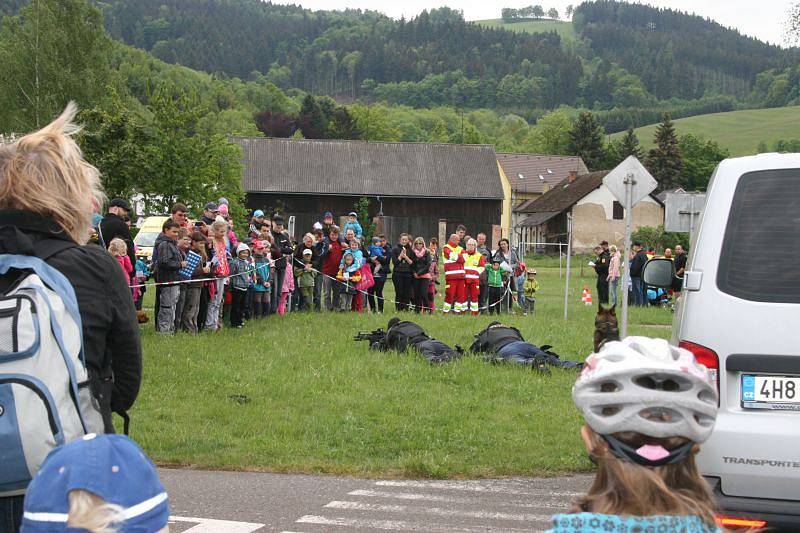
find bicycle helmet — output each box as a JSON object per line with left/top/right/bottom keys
{"left": 573, "top": 337, "right": 718, "bottom": 450}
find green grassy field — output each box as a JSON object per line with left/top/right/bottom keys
{"left": 610, "top": 105, "right": 800, "bottom": 156}
{"left": 472, "top": 18, "right": 576, "bottom": 41}
{"left": 132, "top": 262, "right": 672, "bottom": 478}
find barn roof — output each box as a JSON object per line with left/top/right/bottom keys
{"left": 496, "top": 152, "right": 587, "bottom": 194}
{"left": 233, "top": 137, "right": 504, "bottom": 200}
{"left": 516, "top": 170, "right": 611, "bottom": 214}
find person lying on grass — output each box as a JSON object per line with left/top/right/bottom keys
{"left": 550, "top": 337, "right": 720, "bottom": 533}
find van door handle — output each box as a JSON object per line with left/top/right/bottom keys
{"left": 684, "top": 271, "right": 702, "bottom": 291}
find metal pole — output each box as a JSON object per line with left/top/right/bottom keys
{"left": 559, "top": 243, "right": 563, "bottom": 279}
{"left": 689, "top": 194, "right": 695, "bottom": 247}
{"left": 563, "top": 213, "right": 573, "bottom": 321}
{"left": 620, "top": 173, "right": 634, "bottom": 339}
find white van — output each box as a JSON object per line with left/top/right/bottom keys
{"left": 645, "top": 153, "right": 800, "bottom": 530}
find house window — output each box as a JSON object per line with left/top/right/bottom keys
{"left": 612, "top": 201, "right": 624, "bottom": 220}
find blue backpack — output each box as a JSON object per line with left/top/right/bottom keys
{"left": 0, "top": 242, "right": 104, "bottom": 496}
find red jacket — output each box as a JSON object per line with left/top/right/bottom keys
{"left": 442, "top": 241, "right": 465, "bottom": 281}
{"left": 323, "top": 240, "right": 345, "bottom": 277}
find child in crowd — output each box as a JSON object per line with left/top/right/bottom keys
{"left": 22, "top": 433, "right": 170, "bottom": 533}
{"left": 486, "top": 257, "right": 509, "bottom": 316}
{"left": 174, "top": 228, "right": 192, "bottom": 331}
{"left": 341, "top": 237, "right": 364, "bottom": 269}
{"left": 154, "top": 219, "right": 186, "bottom": 334}
{"left": 108, "top": 238, "right": 137, "bottom": 303}
{"left": 228, "top": 243, "right": 253, "bottom": 328}
{"left": 134, "top": 253, "right": 150, "bottom": 321}
{"left": 553, "top": 337, "right": 720, "bottom": 532}
{"left": 294, "top": 248, "right": 317, "bottom": 311}
{"left": 343, "top": 211, "right": 363, "bottom": 239}
{"left": 251, "top": 240, "right": 271, "bottom": 318}
{"left": 277, "top": 254, "right": 295, "bottom": 315}
{"left": 368, "top": 236, "right": 385, "bottom": 276}
{"left": 180, "top": 231, "right": 212, "bottom": 334}
{"left": 523, "top": 268, "right": 539, "bottom": 315}
{"left": 337, "top": 252, "right": 361, "bottom": 312}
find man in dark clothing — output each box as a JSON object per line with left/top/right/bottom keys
{"left": 0, "top": 211, "right": 142, "bottom": 433}
{"left": 200, "top": 201, "right": 219, "bottom": 225}
{"left": 154, "top": 219, "right": 186, "bottom": 333}
{"left": 673, "top": 244, "right": 688, "bottom": 291}
{"left": 270, "top": 215, "right": 294, "bottom": 313}
{"left": 312, "top": 229, "right": 328, "bottom": 311}
{"left": 98, "top": 198, "right": 135, "bottom": 267}
{"left": 629, "top": 242, "right": 649, "bottom": 306}
{"left": 476, "top": 232, "right": 491, "bottom": 313}
{"left": 593, "top": 243, "right": 611, "bottom": 304}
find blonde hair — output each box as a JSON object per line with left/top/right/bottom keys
{"left": 575, "top": 428, "right": 718, "bottom": 528}
{"left": 108, "top": 238, "right": 127, "bottom": 257}
{"left": 67, "top": 490, "right": 170, "bottom": 533}
{"left": 413, "top": 236, "right": 426, "bottom": 248}
{"left": 0, "top": 103, "right": 105, "bottom": 244}
{"left": 609, "top": 244, "right": 618, "bottom": 254}
{"left": 67, "top": 490, "right": 123, "bottom": 533}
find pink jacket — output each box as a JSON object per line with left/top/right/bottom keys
{"left": 607, "top": 251, "right": 621, "bottom": 281}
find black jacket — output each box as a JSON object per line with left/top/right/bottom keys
{"left": 629, "top": 250, "right": 648, "bottom": 278}
{"left": 0, "top": 210, "right": 142, "bottom": 432}
{"left": 410, "top": 250, "right": 432, "bottom": 277}
{"left": 392, "top": 244, "right": 413, "bottom": 275}
{"left": 99, "top": 212, "right": 135, "bottom": 266}
{"left": 271, "top": 229, "right": 293, "bottom": 270}
{"left": 594, "top": 251, "right": 610, "bottom": 278}
{"left": 154, "top": 233, "right": 183, "bottom": 283}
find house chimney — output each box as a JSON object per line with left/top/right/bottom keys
{"left": 568, "top": 170, "right": 578, "bottom": 183}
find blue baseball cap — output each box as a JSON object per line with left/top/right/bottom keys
{"left": 253, "top": 209, "right": 264, "bottom": 218}
{"left": 22, "top": 434, "right": 169, "bottom": 532}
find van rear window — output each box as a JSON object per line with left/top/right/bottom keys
{"left": 717, "top": 169, "right": 800, "bottom": 303}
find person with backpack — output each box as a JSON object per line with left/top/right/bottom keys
{"left": 553, "top": 337, "right": 720, "bottom": 532}
{"left": 0, "top": 104, "right": 142, "bottom": 530}
{"left": 469, "top": 323, "right": 581, "bottom": 370}
{"left": 362, "top": 317, "right": 462, "bottom": 364}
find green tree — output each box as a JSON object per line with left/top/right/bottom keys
{"left": 547, "top": 8, "right": 559, "bottom": 19}
{"left": 298, "top": 94, "right": 328, "bottom": 139}
{"left": 354, "top": 197, "right": 376, "bottom": 243}
{"left": 139, "top": 86, "right": 244, "bottom": 219}
{"left": 350, "top": 104, "right": 400, "bottom": 141}
{"left": 645, "top": 113, "right": 684, "bottom": 191}
{"left": 524, "top": 109, "right": 572, "bottom": 154}
{"left": 568, "top": 112, "right": 605, "bottom": 170}
{"left": 531, "top": 5, "right": 545, "bottom": 18}
{"left": 678, "top": 134, "right": 728, "bottom": 190}
{"left": 632, "top": 225, "right": 689, "bottom": 251}
{"left": 329, "top": 106, "right": 361, "bottom": 139}
{"left": 617, "top": 127, "right": 644, "bottom": 160}
{"left": 77, "top": 89, "right": 148, "bottom": 200}
{"left": 0, "top": 0, "right": 111, "bottom": 131}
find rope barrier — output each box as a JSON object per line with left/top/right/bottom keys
{"left": 132, "top": 252, "right": 515, "bottom": 313}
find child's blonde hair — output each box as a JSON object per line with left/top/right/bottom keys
{"left": 67, "top": 490, "right": 170, "bottom": 533}
{"left": 575, "top": 428, "right": 717, "bottom": 527}
{"left": 108, "top": 238, "right": 127, "bottom": 257}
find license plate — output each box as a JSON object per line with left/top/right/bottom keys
{"left": 742, "top": 375, "right": 800, "bottom": 410}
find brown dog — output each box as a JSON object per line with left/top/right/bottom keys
{"left": 136, "top": 310, "right": 149, "bottom": 324}
{"left": 593, "top": 304, "right": 620, "bottom": 353}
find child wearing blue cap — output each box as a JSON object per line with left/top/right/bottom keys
{"left": 22, "top": 433, "right": 169, "bottom": 532}
{"left": 342, "top": 212, "right": 363, "bottom": 240}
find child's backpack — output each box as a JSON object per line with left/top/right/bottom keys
{"left": 0, "top": 241, "right": 103, "bottom": 496}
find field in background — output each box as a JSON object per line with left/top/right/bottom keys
{"left": 132, "top": 263, "right": 672, "bottom": 478}
{"left": 472, "top": 18, "right": 576, "bottom": 41}
{"left": 609, "top": 106, "right": 800, "bottom": 156}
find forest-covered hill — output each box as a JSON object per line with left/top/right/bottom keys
{"left": 94, "top": 0, "right": 798, "bottom": 121}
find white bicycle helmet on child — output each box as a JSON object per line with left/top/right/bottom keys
{"left": 573, "top": 336, "right": 718, "bottom": 466}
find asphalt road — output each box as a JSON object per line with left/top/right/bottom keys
{"left": 159, "top": 469, "right": 593, "bottom": 532}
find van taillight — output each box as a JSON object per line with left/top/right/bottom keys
{"left": 680, "top": 341, "right": 719, "bottom": 392}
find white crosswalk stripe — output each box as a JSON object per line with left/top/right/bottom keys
{"left": 294, "top": 477, "right": 583, "bottom": 532}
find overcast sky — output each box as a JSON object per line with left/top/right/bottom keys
{"left": 270, "top": 0, "right": 795, "bottom": 46}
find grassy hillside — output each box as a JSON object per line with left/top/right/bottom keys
{"left": 610, "top": 106, "right": 800, "bottom": 156}
{"left": 473, "top": 18, "right": 576, "bottom": 40}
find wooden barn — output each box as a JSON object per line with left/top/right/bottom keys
{"left": 234, "top": 137, "right": 505, "bottom": 245}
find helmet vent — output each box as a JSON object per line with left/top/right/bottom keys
{"left": 638, "top": 407, "right": 680, "bottom": 423}
{"left": 634, "top": 374, "right": 688, "bottom": 392}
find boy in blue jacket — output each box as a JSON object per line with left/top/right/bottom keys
{"left": 343, "top": 211, "right": 363, "bottom": 239}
